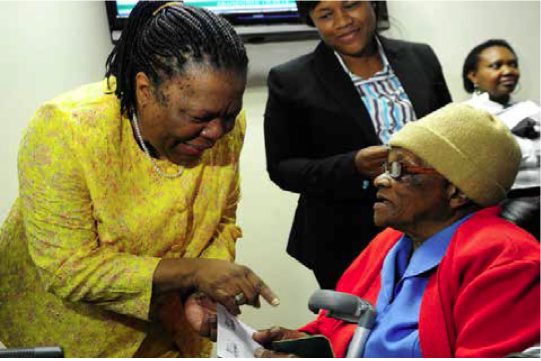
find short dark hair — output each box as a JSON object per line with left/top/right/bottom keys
{"left": 105, "top": 1, "right": 248, "bottom": 119}
{"left": 295, "top": 1, "right": 379, "bottom": 27}
{"left": 296, "top": 1, "right": 319, "bottom": 27}
{"left": 462, "top": 39, "right": 517, "bottom": 93}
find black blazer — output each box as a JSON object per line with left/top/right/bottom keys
{"left": 264, "top": 37, "right": 452, "bottom": 287}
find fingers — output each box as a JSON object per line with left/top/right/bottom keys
{"left": 197, "top": 293, "right": 217, "bottom": 311}
{"left": 209, "top": 317, "right": 217, "bottom": 342}
{"left": 216, "top": 288, "right": 242, "bottom": 316}
{"left": 365, "top": 145, "right": 390, "bottom": 158}
{"left": 246, "top": 271, "right": 280, "bottom": 307}
{"left": 199, "top": 311, "right": 217, "bottom": 342}
{"left": 193, "top": 259, "right": 279, "bottom": 315}
{"left": 259, "top": 283, "right": 280, "bottom": 307}
{"left": 253, "top": 328, "right": 310, "bottom": 358}
{"left": 254, "top": 348, "right": 298, "bottom": 358}
{"left": 184, "top": 292, "right": 218, "bottom": 340}
{"left": 234, "top": 292, "right": 247, "bottom": 306}
{"left": 363, "top": 146, "right": 390, "bottom": 165}
{"left": 253, "top": 326, "right": 293, "bottom": 346}
{"left": 252, "top": 328, "right": 277, "bottom": 346}
{"left": 199, "top": 312, "right": 210, "bottom": 338}
{"left": 236, "top": 275, "right": 255, "bottom": 307}
{"left": 355, "top": 146, "right": 390, "bottom": 179}
{"left": 223, "top": 268, "right": 279, "bottom": 314}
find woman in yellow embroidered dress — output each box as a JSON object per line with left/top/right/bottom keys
{"left": 0, "top": 2, "right": 278, "bottom": 357}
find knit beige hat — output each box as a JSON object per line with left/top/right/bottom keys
{"left": 389, "top": 103, "right": 521, "bottom": 207}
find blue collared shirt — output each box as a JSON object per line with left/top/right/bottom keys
{"left": 361, "top": 215, "right": 471, "bottom": 358}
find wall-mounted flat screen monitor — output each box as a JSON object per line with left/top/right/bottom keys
{"left": 105, "top": 1, "right": 389, "bottom": 44}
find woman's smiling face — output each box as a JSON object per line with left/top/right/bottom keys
{"left": 468, "top": 46, "right": 520, "bottom": 103}
{"left": 135, "top": 63, "right": 246, "bottom": 165}
{"left": 310, "top": 1, "right": 377, "bottom": 57}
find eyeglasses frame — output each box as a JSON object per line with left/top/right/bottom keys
{"left": 381, "top": 161, "right": 438, "bottom": 180}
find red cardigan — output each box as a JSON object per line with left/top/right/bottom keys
{"left": 299, "top": 207, "right": 540, "bottom": 357}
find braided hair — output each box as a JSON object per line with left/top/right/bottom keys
{"left": 462, "top": 39, "right": 517, "bottom": 93}
{"left": 105, "top": 1, "right": 248, "bottom": 119}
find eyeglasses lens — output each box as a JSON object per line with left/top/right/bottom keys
{"left": 383, "top": 162, "right": 401, "bottom": 179}
{"left": 390, "top": 162, "right": 401, "bottom": 178}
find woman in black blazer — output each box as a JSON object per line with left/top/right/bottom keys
{"left": 264, "top": 1, "right": 452, "bottom": 289}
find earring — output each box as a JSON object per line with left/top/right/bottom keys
{"left": 473, "top": 83, "right": 483, "bottom": 95}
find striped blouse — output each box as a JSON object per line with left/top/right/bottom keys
{"left": 336, "top": 37, "right": 416, "bottom": 145}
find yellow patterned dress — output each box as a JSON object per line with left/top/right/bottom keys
{"left": 0, "top": 79, "right": 245, "bottom": 357}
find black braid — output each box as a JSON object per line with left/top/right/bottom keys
{"left": 105, "top": 1, "right": 248, "bottom": 120}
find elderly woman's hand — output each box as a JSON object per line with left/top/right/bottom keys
{"left": 154, "top": 258, "right": 279, "bottom": 317}
{"left": 354, "top": 146, "right": 389, "bottom": 180}
{"left": 252, "top": 327, "right": 308, "bottom": 358}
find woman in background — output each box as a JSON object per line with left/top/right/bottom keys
{"left": 0, "top": 2, "right": 278, "bottom": 357}
{"left": 463, "top": 39, "right": 540, "bottom": 239}
{"left": 264, "top": 0, "right": 452, "bottom": 289}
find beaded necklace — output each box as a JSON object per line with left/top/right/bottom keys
{"left": 132, "top": 113, "right": 184, "bottom": 178}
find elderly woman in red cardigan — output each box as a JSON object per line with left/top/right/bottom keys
{"left": 253, "top": 103, "right": 540, "bottom": 358}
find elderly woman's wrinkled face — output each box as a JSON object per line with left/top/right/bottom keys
{"left": 468, "top": 46, "right": 520, "bottom": 102}
{"left": 310, "top": 1, "right": 377, "bottom": 57}
{"left": 136, "top": 64, "right": 245, "bottom": 165}
{"left": 373, "top": 148, "right": 451, "bottom": 234}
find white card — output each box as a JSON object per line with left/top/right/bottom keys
{"left": 216, "top": 303, "right": 261, "bottom": 358}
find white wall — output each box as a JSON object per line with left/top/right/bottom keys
{"left": 385, "top": 1, "right": 540, "bottom": 103}
{"left": 0, "top": 0, "right": 539, "bottom": 347}
{"left": 0, "top": 1, "right": 113, "bottom": 220}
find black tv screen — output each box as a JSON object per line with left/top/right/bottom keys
{"left": 105, "top": 1, "right": 389, "bottom": 43}
{"left": 117, "top": 0, "right": 299, "bottom": 22}
{"left": 106, "top": 0, "right": 317, "bottom": 43}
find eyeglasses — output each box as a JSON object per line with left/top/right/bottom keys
{"left": 382, "top": 161, "right": 438, "bottom": 180}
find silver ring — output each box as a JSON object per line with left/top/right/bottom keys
{"left": 234, "top": 293, "right": 246, "bottom": 305}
